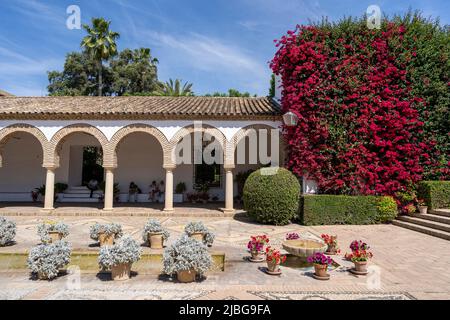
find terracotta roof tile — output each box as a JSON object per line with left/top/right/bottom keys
{"left": 0, "top": 96, "right": 281, "bottom": 120}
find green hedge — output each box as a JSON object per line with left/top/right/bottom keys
{"left": 243, "top": 168, "right": 300, "bottom": 225}
{"left": 417, "top": 181, "right": 450, "bottom": 209}
{"left": 301, "top": 195, "right": 398, "bottom": 225}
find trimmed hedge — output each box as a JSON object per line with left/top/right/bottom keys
{"left": 301, "top": 195, "right": 398, "bottom": 225}
{"left": 243, "top": 168, "right": 300, "bottom": 225}
{"left": 417, "top": 181, "right": 450, "bottom": 209}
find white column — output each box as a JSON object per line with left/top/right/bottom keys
{"left": 164, "top": 166, "right": 175, "bottom": 212}
{"left": 223, "top": 166, "right": 235, "bottom": 214}
{"left": 103, "top": 168, "right": 115, "bottom": 211}
{"left": 43, "top": 168, "right": 55, "bottom": 211}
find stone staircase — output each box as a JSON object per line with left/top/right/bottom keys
{"left": 57, "top": 186, "right": 102, "bottom": 203}
{"left": 392, "top": 209, "right": 450, "bottom": 241}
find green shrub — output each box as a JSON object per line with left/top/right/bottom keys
{"left": 417, "top": 181, "right": 450, "bottom": 209}
{"left": 243, "top": 168, "right": 300, "bottom": 225}
{"left": 301, "top": 195, "right": 398, "bottom": 225}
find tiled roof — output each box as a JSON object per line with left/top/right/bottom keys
{"left": 0, "top": 90, "right": 13, "bottom": 97}
{"left": 0, "top": 96, "right": 281, "bottom": 120}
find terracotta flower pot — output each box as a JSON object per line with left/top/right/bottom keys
{"left": 48, "top": 231, "right": 63, "bottom": 243}
{"left": 354, "top": 261, "right": 368, "bottom": 273}
{"left": 177, "top": 269, "right": 196, "bottom": 283}
{"left": 148, "top": 232, "right": 164, "bottom": 249}
{"left": 266, "top": 260, "right": 280, "bottom": 272}
{"left": 418, "top": 206, "right": 428, "bottom": 214}
{"left": 98, "top": 232, "right": 114, "bottom": 247}
{"left": 190, "top": 232, "right": 204, "bottom": 243}
{"left": 314, "top": 264, "right": 328, "bottom": 277}
{"left": 250, "top": 250, "right": 264, "bottom": 261}
{"left": 326, "top": 244, "right": 337, "bottom": 254}
{"left": 37, "top": 271, "right": 49, "bottom": 280}
{"left": 111, "top": 263, "right": 132, "bottom": 281}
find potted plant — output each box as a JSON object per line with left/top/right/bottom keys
{"left": 31, "top": 190, "right": 39, "bottom": 202}
{"left": 307, "top": 252, "right": 333, "bottom": 280}
{"left": 0, "top": 217, "right": 16, "bottom": 247}
{"left": 54, "top": 183, "right": 68, "bottom": 202}
{"left": 417, "top": 199, "right": 428, "bottom": 214}
{"left": 348, "top": 240, "right": 373, "bottom": 274}
{"left": 38, "top": 221, "right": 69, "bottom": 244}
{"left": 34, "top": 185, "right": 46, "bottom": 202}
{"left": 90, "top": 223, "right": 123, "bottom": 246}
{"left": 199, "top": 192, "right": 210, "bottom": 204}
{"left": 265, "top": 246, "right": 286, "bottom": 274}
{"left": 27, "top": 241, "right": 71, "bottom": 280}
{"left": 163, "top": 235, "right": 212, "bottom": 283}
{"left": 186, "top": 193, "right": 198, "bottom": 204}
{"left": 174, "top": 182, "right": 187, "bottom": 203}
{"left": 98, "top": 235, "right": 142, "bottom": 281}
{"left": 184, "top": 221, "right": 215, "bottom": 247}
{"left": 321, "top": 234, "right": 340, "bottom": 255}
{"left": 142, "top": 219, "right": 170, "bottom": 249}
{"left": 247, "top": 235, "right": 269, "bottom": 262}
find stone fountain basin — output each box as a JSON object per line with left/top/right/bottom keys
{"left": 282, "top": 239, "right": 327, "bottom": 258}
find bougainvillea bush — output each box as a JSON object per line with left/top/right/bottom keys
{"left": 271, "top": 12, "right": 449, "bottom": 201}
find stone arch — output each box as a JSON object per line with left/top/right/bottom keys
{"left": 230, "top": 123, "right": 285, "bottom": 167}
{"left": 106, "top": 124, "right": 170, "bottom": 168}
{"left": 49, "top": 124, "right": 109, "bottom": 168}
{"left": 169, "top": 124, "right": 228, "bottom": 166}
{"left": 0, "top": 124, "right": 50, "bottom": 167}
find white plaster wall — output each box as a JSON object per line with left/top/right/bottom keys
{"left": 0, "top": 119, "right": 281, "bottom": 142}
{"left": 0, "top": 132, "right": 45, "bottom": 201}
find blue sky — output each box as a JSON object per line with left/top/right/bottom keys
{"left": 0, "top": 0, "right": 448, "bottom": 96}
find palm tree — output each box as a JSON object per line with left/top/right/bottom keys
{"left": 155, "top": 79, "right": 194, "bottom": 96}
{"left": 135, "top": 48, "right": 159, "bottom": 92}
{"left": 81, "top": 18, "right": 120, "bottom": 96}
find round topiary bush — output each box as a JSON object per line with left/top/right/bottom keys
{"left": 243, "top": 167, "right": 301, "bottom": 225}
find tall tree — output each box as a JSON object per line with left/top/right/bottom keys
{"left": 48, "top": 51, "right": 114, "bottom": 96}
{"left": 269, "top": 74, "right": 276, "bottom": 98}
{"left": 81, "top": 18, "right": 120, "bottom": 96}
{"left": 204, "top": 89, "right": 255, "bottom": 97}
{"left": 111, "top": 48, "right": 159, "bottom": 95}
{"left": 155, "top": 79, "right": 194, "bottom": 96}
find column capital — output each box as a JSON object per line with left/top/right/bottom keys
{"left": 223, "top": 164, "right": 235, "bottom": 170}
{"left": 43, "top": 165, "right": 57, "bottom": 170}
{"left": 103, "top": 166, "right": 117, "bottom": 171}
{"left": 163, "top": 164, "right": 177, "bottom": 170}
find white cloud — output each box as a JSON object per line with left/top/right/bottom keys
{"left": 144, "top": 31, "right": 268, "bottom": 79}
{"left": 0, "top": 46, "right": 59, "bottom": 76}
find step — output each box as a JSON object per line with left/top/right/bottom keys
{"left": 430, "top": 209, "right": 450, "bottom": 218}
{"left": 63, "top": 193, "right": 101, "bottom": 199}
{"left": 68, "top": 186, "right": 90, "bottom": 191}
{"left": 397, "top": 215, "right": 450, "bottom": 233}
{"left": 412, "top": 213, "right": 450, "bottom": 225}
{"left": 392, "top": 220, "right": 450, "bottom": 241}
{"left": 58, "top": 198, "right": 101, "bottom": 203}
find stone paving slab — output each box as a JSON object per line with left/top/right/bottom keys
{"left": 0, "top": 216, "right": 449, "bottom": 299}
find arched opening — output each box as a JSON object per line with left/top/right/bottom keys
{"left": 171, "top": 126, "right": 226, "bottom": 206}
{"left": 233, "top": 124, "right": 285, "bottom": 204}
{"left": 0, "top": 132, "right": 46, "bottom": 203}
{"left": 114, "top": 132, "right": 165, "bottom": 205}
{"left": 53, "top": 132, "right": 105, "bottom": 206}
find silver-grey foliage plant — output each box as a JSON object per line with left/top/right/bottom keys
{"left": 163, "top": 235, "right": 212, "bottom": 277}
{"left": 0, "top": 217, "right": 16, "bottom": 246}
{"left": 98, "top": 235, "right": 142, "bottom": 269}
{"left": 37, "top": 221, "right": 69, "bottom": 243}
{"left": 184, "top": 221, "right": 215, "bottom": 246}
{"left": 142, "top": 219, "right": 170, "bottom": 242}
{"left": 27, "top": 241, "right": 71, "bottom": 280}
{"left": 90, "top": 223, "right": 123, "bottom": 241}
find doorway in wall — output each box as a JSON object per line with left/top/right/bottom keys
{"left": 81, "top": 146, "right": 104, "bottom": 186}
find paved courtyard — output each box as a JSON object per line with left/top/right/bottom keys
{"left": 0, "top": 215, "right": 449, "bottom": 300}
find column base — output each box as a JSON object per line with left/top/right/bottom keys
{"left": 102, "top": 208, "right": 114, "bottom": 212}
{"left": 163, "top": 208, "right": 174, "bottom": 213}
{"left": 40, "top": 208, "right": 54, "bottom": 213}
{"left": 222, "top": 208, "right": 235, "bottom": 215}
